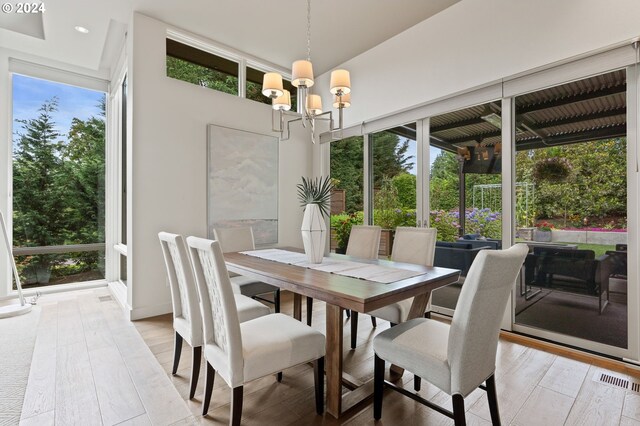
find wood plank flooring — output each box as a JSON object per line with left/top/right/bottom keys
{"left": 17, "top": 287, "right": 640, "bottom": 425}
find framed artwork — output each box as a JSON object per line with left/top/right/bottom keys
{"left": 207, "top": 124, "right": 279, "bottom": 246}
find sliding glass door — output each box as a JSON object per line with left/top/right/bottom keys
{"left": 511, "top": 69, "right": 629, "bottom": 353}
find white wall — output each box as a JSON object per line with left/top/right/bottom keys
{"left": 128, "top": 13, "right": 312, "bottom": 319}
{"left": 317, "top": 0, "right": 640, "bottom": 126}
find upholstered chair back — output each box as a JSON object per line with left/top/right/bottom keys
{"left": 346, "top": 225, "right": 382, "bottom": 260}
{"left": 213, "top": 227, "right": 255, "bottom": 253}
{"left": 187, "top": 236, "right": 244, "bottom": 385}
{"left": 447, "top": 243, "right": 528, "bottom": 396}
{"left": 158, "top": 232, "right": 202, "bottom": 346}
{"left": 391, "top": 227, "right": 437, "bottom": 266}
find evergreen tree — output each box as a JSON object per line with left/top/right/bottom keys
{"left": 13, "top": 98, "right": 66, "bottom": 281}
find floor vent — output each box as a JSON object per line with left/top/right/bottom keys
{"left": 98, "top": 295, "right": 113, "bottom": 302}
{"left": 594, "top": 372, "right": 640, "bottom": 392}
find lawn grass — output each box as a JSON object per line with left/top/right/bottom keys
{"left": 559, "top": 242, "right": 615, "bottom": 257}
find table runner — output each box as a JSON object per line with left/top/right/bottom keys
{"left": 239, "top": 248, "right": 423, "bottom": 284}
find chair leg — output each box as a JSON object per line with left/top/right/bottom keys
{"left": 172, "top": 331, "right": 183, "bottom": 375}
{"left": 452, "top": 394, "right": 466, "bottom": 426}
{"left": 231, "top": 386, "right": 244, "bottom": 426}
{"left": 277, "top": 372, "right": 283, "bottom": 382}
{"left": 314, "top": 357, "right": 325, "bottom": 415}
{"left": 351, "top": 312, "right": 359, "bottom": 349}
{"left": 307, "top": 297, "right": 313, "bottom": 326}
{"left": 189, "top": 346, "right": 202, "bottom": 399}
{"left": 486, "top": 374, "right": 501, "bottom": 426}
{"left": 371, "top": 316, "right": 377, "bottom": 327}
{"left": 274, "top": 289, "right": 281, "bottom": 313}
{"left": 374, "top": 354, "right": 385, "bottom": 420}
{"left": 202, "top": 362, "right": 215, "bottom": 416}
{"left": 414, "top": 375, "right": 421, "bottom": 392}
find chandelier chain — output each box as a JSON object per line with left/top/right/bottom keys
{"left": 306, "top": 0, "right": 311, "bottom": 61}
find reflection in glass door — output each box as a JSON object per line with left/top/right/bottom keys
{"left": 512, "top": 69, "right": 628, "bottom": 352}
{"left": 427, "top": 102, "right": 503, "bottom": 314}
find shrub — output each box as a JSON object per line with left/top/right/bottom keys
{"left": 430, "top": 210, "right": 460, "bottom": 242}
{"left": 465, "top": 208, "right": 502, "bottom": 239}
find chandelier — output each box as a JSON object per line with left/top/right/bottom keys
{"left": 261, "top": 0, "right": 351, "bottom": 143}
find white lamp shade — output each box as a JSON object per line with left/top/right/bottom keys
{"left": 333, "top": 92, "right": 351, "bottom": 109}
{"left": 306, "top": 94, "right": 322, "bottom": 115}
{"left": 292, "top": 60, "right": 314, "bottom": 88}
{"left": 330, "top": 69, "right": 351, "bottom": 95}
{"left": 272, "top": 90, "right": 292, "bottom": 111}
{"left": 262, "top": 72, "right": 284, "bottom": 98}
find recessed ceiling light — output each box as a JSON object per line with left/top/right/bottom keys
{"left": 74, "top": 26, "right": 90, "bottom": 34}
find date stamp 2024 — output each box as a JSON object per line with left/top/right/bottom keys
{"left": 1, "top": 2, "right": 46, "bottom": 14}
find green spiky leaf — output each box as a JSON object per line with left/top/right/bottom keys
{"left": 297, "top": 176, "right": 334, "bottom": 218}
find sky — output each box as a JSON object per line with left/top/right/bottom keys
{"left": 12, "top": 74, "right": 105, "bottom": 144}
{"left": 400, "top": 137, "right": 443, "bottom": 174}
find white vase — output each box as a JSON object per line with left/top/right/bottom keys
{"left": 301, "top": 203, "right": 326, "bottom": 264}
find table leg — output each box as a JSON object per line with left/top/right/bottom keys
{"left": 326, "top": 303, "right": 343, "bottom": 418}
{"left": 389, "top": 292, "right": 430, "bottom": 379}
{"left": 293, "top": 293, "right": 302, "bottom": 321}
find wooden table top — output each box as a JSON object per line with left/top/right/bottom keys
{"left": 224, "top": 249, "right": 460, "bottom": 313}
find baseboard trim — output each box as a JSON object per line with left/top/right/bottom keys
{"left": 500, "top": 331, "right": 640, "bottom": 378}
{"left": 107, "top": 281, "right": 129, "bottom": 311}
{"left": 130, "top": 302, "right": 173, "bottom": 321}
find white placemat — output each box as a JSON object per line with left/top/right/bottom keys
{"left": 240, "top": 249, "right": 424, "bottom": 284}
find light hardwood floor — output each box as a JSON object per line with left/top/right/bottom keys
{"left": 17, "top": 288, "right": 640, "bottom": 425}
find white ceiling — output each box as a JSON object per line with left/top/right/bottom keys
{"left": 0, "top": 0, "right": 459, "bottom": 75}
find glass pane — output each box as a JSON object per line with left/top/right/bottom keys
{"left": 429, "top": 101, "right": 503, "bottom": 311}
{"left": 166, "top": 39, "right": 239, "bottom": 95}
{"left": 329, "top": 136, "right": 364, "bottom": 253}
{"left": 514, "top": 69, "right": 627, "bottom": 349}
{"left": 12, "top": 74, "right": 106, "bottom": 288}
{"left": 246, "top": 67, "right": 297, "bottom": 111}
{"left": 371, "top": 124, "right": 417, "bottom": 257}
{"left": 120, "top": 254, "right": 127, "bottom": 285}
{"left": 14, "top": 252, "right": 105, "bottom": 289}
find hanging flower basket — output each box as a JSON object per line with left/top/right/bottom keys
{"left": 533, "top": 157, "right": 572, "bottom": 182}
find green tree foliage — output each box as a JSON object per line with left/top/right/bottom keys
{"left": 429, "top": 150, "right": 459, "bottom": 211}
{"left": 330, "top": 132, "right": 414, "bottom": 213}
{"left": 516, "top": 139, "right": 626, "bottom": 224}
{"left": 13, "top": 97, "right": 106, "bottom": 283}
{"left": 371, "top": 132, "right": 413, "bottom": 187}
{"left": 392, "top": 173, "right": 416, "bottom": 209}
{"left": 13, "top": 98, "right": 66, "bottom": 247}
{"left": 330, "top": 137, "right": 364, "bottom": 213}
{"left": 166, "top": 56, "right": 238, "bottom": 95}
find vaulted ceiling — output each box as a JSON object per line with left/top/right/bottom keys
{"left": 0, "top": 0, "right": 459, "bottom": 75}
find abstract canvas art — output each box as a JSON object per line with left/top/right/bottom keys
{"left": 207, "top": 124, "right": 278, "bottom": 246}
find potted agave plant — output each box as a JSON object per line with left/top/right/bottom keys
{"left": 297, "top": 176, "right": 333, "bottom": 263}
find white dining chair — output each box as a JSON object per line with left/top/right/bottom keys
{"left": 373, "top": 244, "right": 528, "bottom": 426}
{"left": 158, "top": 232, "right": 270, "bottom": 399}
{"left": 368, "top": 226, "right": 437, "bottom": 328}
{"left": 213, "top": 227, "right": 281, "bottom": 313}
{"left": 345, "top": 225, "right": 381, "bottom": 348}
{"left": 346, "top": 225, "right": 382, "bottom": 259}
{"left": 186, "top": 236, "right": 326, "bottom": 424}
{"left": 307, "top": 225, "right": 382, "bottom": 340}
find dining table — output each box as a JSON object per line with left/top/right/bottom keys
{"left": 223, "top": 248, "right": 460, "bottom": 419}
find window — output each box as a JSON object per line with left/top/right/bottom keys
{"left": 246, "top": 66, "right": 297, "bottom": 111}
{"left": 371, "top": 124, "right": 417, "bottom": 256}
{"left": 330, "top": 136, "right": 364, "bottom": 252}
{"left": 166, "top": 39, "right": 239, "bottom": 95}
{"left": 12, "top": 74, "right": 106, "bottom": 288}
